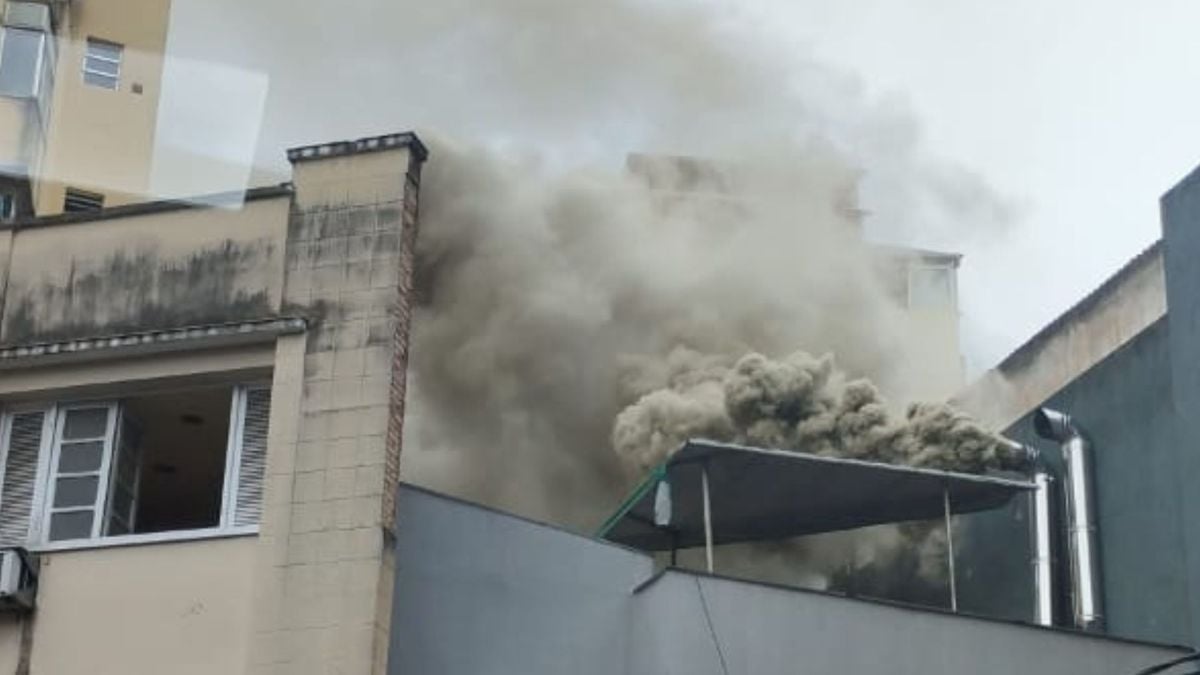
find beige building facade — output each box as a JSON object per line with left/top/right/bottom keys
{"left": 0, "top": 130, "right": 427, "bottom": 674}
{"left": 0, "top": 0, "right": 172, "bottom": 218}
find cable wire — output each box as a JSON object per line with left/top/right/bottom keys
{"left": 694, "top": 576, "right": 731, "bottom": 675}
{"left": 1134, "top": 652, "right": 1200, "bottom": 675}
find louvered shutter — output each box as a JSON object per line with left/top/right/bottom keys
{"left": 0, "top": 411, "right": 45, "bottom": 545}
{"left": 233, "top": 388, "right": 271, "bottom": 527}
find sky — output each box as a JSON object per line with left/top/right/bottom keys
{"left": 157, "top": 0, "right": 1200, "bottom": 375}
{"left": 733, "top": 0, "right": 1200, "bottom": 371}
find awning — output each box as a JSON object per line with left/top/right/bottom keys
{"left": 598, "top": 439, "right": 1035, "bottom": 552}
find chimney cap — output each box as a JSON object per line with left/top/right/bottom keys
{"left": 286, "top": 131, "right": 428, "bottom": 164}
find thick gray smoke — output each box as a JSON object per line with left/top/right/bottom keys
{"left": 614, "top": 349, "right": 1027, "bottom": 476}
{"left": 384, "top": 0, "right": 1020, "bottom": 594}
{"left": 406, "top": 139, "right": 939, "bottom": 528}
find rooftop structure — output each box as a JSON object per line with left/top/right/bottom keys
{"left": 599, "top": 440, "right": 1031, "bottom": 551}
{"left": 390, "top": 482, "right": 1189, "bottom": 675}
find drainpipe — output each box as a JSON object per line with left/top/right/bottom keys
{"left": 1034, "top": 407, "right": 1104, "bottom": 631}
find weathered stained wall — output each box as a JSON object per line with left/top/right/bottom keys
{"left": 0, "top": 195, "right": 289, "bottom": 344}
{"left": 956, "top": 317, "right": 1192, "bottom": 644}
{"left": 27, "top": 536, "right": 258, "bottom": 674}
{"left": 390, "top": 485, "right": 1188, "bottom": 675}
{"left": 245, "top": 138, "right": 424, "bottom": 675}
{"left": 955, "top": 242, "right": 1166, "bottom": 431}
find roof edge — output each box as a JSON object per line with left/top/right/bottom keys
{"left": 287, "top": 131, "right": 429, "bottom": 164}
{"left": 995, "top": 239, "right": 1163, "bottom": 374}
{"left": 2, "top": 184, "right": 294, "bottom": 232}
{"left": 662, "top": 568, "right": 1193, "bottom": 654}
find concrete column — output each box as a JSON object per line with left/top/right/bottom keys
{"left": 245, "top": 132, "right": 427, "bottom": 675}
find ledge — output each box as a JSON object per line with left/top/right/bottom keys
{"left": 0, "top": 317, "right": 306, "bottom": 369}
{"left": 2, "top": 184, "right": 293, "bottom": 232}
{"left": 29, "top": 525, "right": 258, "bottom": 554}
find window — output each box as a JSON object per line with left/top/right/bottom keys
{"left": 63, "top": 188, "right": 104, "bottom": 212}
{"left": 45, "top": 404, "right": 116, "bottom": 540}
{"left": 908, "top": 264, "right": 956, "bottom": 310}
{"left": 0, "top": 193, "right": 16, "bottom": 220}
{"left": 0, "top": 27, "right": 44, "bottom": 97}
{"left": 0, "top": 384, "right": 270, "bottom": 546}
{"left": 83, "top": 38, "right": 121, "bottom": 90}
{"left": 0, "top": 2, "right": 50, "bottom": 99}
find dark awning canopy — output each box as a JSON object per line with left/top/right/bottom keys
{"left": 598, "top": 439, "right": 1035, "bottom": 552}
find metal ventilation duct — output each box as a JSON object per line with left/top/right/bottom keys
{"left": 1034, "top": 407, "right": 1104, "bottom": 631}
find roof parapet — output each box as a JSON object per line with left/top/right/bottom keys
{"left": 286, "top": 131, "right": 429, "bottom": 164}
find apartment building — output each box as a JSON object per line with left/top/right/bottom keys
{"left": 627, "top": 151, "right": 966, "bottom": 400}
{"left": 0, "top": 0, "right": 169, "bottom": 219}
{"left": 0, "top": 116, "right": 426, "bottom": 672}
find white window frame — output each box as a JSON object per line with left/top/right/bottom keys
{"left": 40, "top": 402, "right": 118, "bottom": 542}
{"left": 0, "top": 403, "right": 54, "bottom": 544}
{"left": 1, "top": 383, "right": 269, "bottom": 552}
{"left": 219, "top": 383, "right": 270, "bottom": 530}
{"left": 82, "top": 37, "right": 121, "bottom": 90}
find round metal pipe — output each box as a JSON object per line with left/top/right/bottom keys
{"left": 1031, "top": 471, "right": 1054, "bottom": 626}
{"left": 1034, "top": 407, "right": 1104, "bottom": 631}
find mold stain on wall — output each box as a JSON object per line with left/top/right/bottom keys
{"left": 1, "top": 239, "right": 277, "bottom": 344}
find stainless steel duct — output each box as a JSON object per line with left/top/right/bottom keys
{"left": 1000, "top": 438, "right": 1054, "bottom": 627}
{"left": 1030, "top": 470, "right": 1054, "bottom": 626}
{"left": 1034, "top": 407, "right": 1104, "bottom": 631}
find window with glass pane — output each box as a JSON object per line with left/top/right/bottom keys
{"left": 83, "top": 38, "right": 121, "bottom": 90}
{"left": 46, "top": 405, "right": 115, "bottom": 541}
{"left": 104, "top": 416, "right": 141, "bottom": 535}
{"left": 0, "top": 27, "right": 43, "bottom": 97}
{"left": 28, "top": 385, "right": 269, "bottom": 546}
{"left": 908, "top": 265, "right": 955, "bottom": 310}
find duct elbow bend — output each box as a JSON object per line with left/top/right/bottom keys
{"left": 1034, "top": 407, "right": 1078, "bottom": 443}
{"left": 999, "top": 437, "right": 1041, "bottom": 473}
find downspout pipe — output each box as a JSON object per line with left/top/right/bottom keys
{"left": 1001, "top": 438, "right": 1054, "bottom": 627}
{"left": 1034, "top": 407, "right": 1104, "bottom": 631}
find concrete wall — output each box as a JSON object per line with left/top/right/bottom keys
{"left": 29, "top": 536, "right": 257, "bottom": 674}
{"left": 391, "top": 485, "right": 1188, "bottom": 675}
{"left": 244, "top": 139, "right": 424, "bottom": 675}
{"left": 390, "top": 485, "right": 653, "bottom": 675}
{"left": 1161, "top": 163, "right": 1200, "bottom": 650}
{"left": 0, "top": 195, "right": 289, "bottom": 344}
{"left": 896, "top": 304, "right": 964, "bottom": 401}
{"left": 955, "top": 242, "right": 1165, "bottom": 431}
{"left": 631, "top": 571, "right": 1185, "bottom": 674}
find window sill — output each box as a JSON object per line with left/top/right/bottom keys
{"left": 28, "top": 525, "right": 258, "bottom": 554}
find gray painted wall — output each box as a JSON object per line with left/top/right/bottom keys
{"left": 955, "top": 161, "right": 1200, "bottom": 649}
{"left": 958, "top": 317, "right": 1192, "bottom": 644}
{"left": 390, "top": 485, "right": 1188, "bottom": 674}
{"left": 390, "top": 484, "right": 653, "bottom": 675}
{"left": 631, "top": 572, "right": 1184, "bottom": 675}
{"left": 1163, "top": 163, "right": 1200, "bottom": 649}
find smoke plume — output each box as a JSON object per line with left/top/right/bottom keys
{"left": 614, "top": 349, "right": 1026, "bottom": 476}
{"left": 381, "top": 0, "right": 1021, "bottom": 593}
